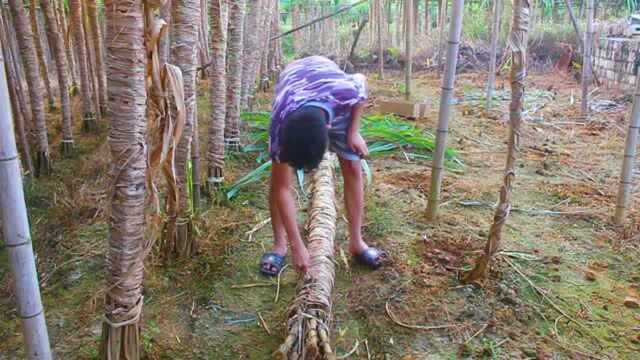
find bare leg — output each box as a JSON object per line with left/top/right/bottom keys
{"left": 339, "top": 158, "right": 369, "bottom": 255}
{"left": 267, "top": 162, "right": 310, "bottom": 273}
{"left": 269, "top": 175, "right": 288, "bottom": 256}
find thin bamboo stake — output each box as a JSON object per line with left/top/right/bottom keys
{"left": 404, "top": 0, "right": 413, "bottom": 100}
{"left": 426, "top": 0, "right": 465, "bottom": 221}
{"left": 463, "top": 0, "right": 531, "bottom": 283}
{"left": 0, "top": 44, "right": 53, "bottom": 360}
{"left": 563, "top": 0, "right": 583, "bottom": 52}
{"left": 377, "top": 0, "right": 384, "bottom": 80}
{"left": 581, "top": 0, "right": 594, "bottom": 118}
{"left": 276, "top": 154, "right": 337, "bottom": 360}
{"left": 614, "top": 80, "right": 640, "bottom": 225}
{"left": 486, "top": 0, "right": 502, "bottom": 110}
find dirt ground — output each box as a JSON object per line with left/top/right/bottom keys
{"left": 1, "top": 69, "right": 640, "bottom": 359}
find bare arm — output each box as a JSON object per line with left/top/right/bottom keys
{"left": 271, "top": 161, "right": 308, "bottom": 272}
{"left": 348, "top": 101, "right": 365, "bottom": 136}
{"left": 347, "top": 102, "right": 368, "bottom": 157}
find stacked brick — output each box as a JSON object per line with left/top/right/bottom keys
{"left": 593, "top": 37, "right": 640, "bottom": 90}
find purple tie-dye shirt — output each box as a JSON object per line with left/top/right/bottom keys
{"left": 270, "top": 56, "right": 367, "bottom": 161}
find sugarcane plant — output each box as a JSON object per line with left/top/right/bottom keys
{"left": 275, "top": 153, "right": 337, "bottom": 360}
{"left": 463, "top": 0, "right": 531, "bottom": 283}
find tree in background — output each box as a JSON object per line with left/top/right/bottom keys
{"left": 225, "top": 0, "right": 246, "bottom": 150}
{"left": 87, "top": 0, "right": 108, "bottom": 114}
{"left": 41, "top": 0, "right": 74, "bottom": 156}
{"left": 69, "top": 0, "right": 97, "bottom": 131}
{"left": 29, "top": 0, "right": 54, "bottom": 110}
{"left": 207, "top": 0, "right": 229, "bottom": 192}
{"left": 81, "top": 0, "right": 103, "bottom": 123}
{"left": 241, "top": 0, "right": 262, "bottom": 109}
{"left": 8, "top": 0, "right": 51, "bottom": 176}
{"left": 581, "top": 0, "right": 594, "bottom": 118}
{"left": 485, "top": 0, "right": 503, "bottom": 110}
{"left": 56, "top": 0, "right": 79, "bottom": 89}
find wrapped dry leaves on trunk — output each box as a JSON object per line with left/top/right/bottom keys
{"left": 100, "top": 0, "right": 147, "bottom": 358}
{"left": 463, "top": 0, "right": 531, "bottom": 283}
{"left": 165, "top": 0, "right": 201, "bottom": 258}
{"left": 207, "top": 0, "right": 229, "bottom": 192}
{"left": 275, "top": 154, "right": 337, "bottom": 360}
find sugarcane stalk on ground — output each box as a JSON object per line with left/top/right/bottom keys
{"left": 463, "top": 0, "right": 531, "bottom": 283}
{"left": 275, "top": 154, "right": 337, "bottom": 360}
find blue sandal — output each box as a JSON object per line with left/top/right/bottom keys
{"left": 353, "top": 248, "right": 386, "bottom": 270}
{"left": 259, "top": 252, "right": 286, "bottom": 277}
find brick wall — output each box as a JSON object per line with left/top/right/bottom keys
{"left": 593, "top": 37, "right": 640, "bottom": 90}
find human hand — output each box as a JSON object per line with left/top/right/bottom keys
{"left": 347, "top": 132, "right": 369, "bottom": 158}
{"left": 291, "top": 244, "right": 310, "bottom": 273}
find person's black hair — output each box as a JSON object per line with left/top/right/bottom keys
{"left": 280, "top": 106, "right": 329, "bottom": 171}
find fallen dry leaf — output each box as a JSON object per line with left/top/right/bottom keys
{"left": 623, "top": 297, "right": 640, "bottom": 309}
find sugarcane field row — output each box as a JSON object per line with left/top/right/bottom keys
{"left": 1, "top": 0, "right": 640, "bottom": 359}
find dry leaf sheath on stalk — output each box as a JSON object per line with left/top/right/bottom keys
{"left": 275, "top": 154, "right": 337, "bottom": 360}
{"left": 463, "top": 0, "right": 531, "bottom": 283}
{"left": 143, "top": 0, "right": 186, "bottom": 255}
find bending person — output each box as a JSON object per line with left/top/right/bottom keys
{"left": 260, "top": 56, "right": 385, "bottom": 276}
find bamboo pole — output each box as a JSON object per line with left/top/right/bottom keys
{"left": 404, "top": 0, "right": 413, "bottom": 100}
{"left": 426, "top": 0, "right": 465, "bottom": 221}
{"left": 614, "top": 79, "right": 640, "bottom": 225}
{"left": 581, "top": 0, "right": 594, "bottom": 118}
{"left": 275, "top": 154, "right": 337, "bottom": 360}
{"left": 485, "top": 0, "right": 502, "bottom": 110}
{"left": 0, "top": 44, "right": 53, "bottom": 360}
{"left": 463, "top": 0, "right": 531, "bottom": 283}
